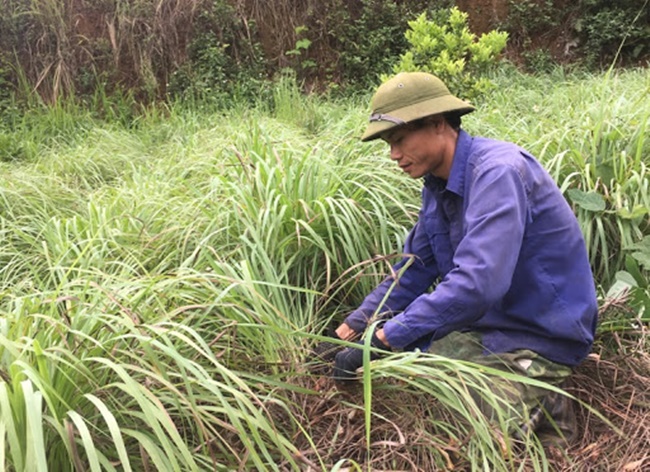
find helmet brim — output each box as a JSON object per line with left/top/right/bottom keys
{"left": 361, "top": 95, "right": 475, "bottom": 142}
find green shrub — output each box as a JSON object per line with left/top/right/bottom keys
{"left": 521, "top": 48, "right": 557, "bottom": 73}
{"left": 391, "top": 7, "right": 508, "bottom": 103}
{"left": 502, "top": 0, "right": 564, "bottom": 73}
{"left": 166, "top": 0, "right": 268, "bottom": 108}
{"left": 506, "top": 0, "right": 558, "bottom": 37}
{"left": 503, "top": 0, "right": 561, "bottom": 50}
{"left": 284, "top": 26, "right": 316, "bottom": 73}
{"left": 575, "top": 0, "right": 650, "bottom": 66}
{"left": 0, "top": 55, "right": 12, "bottom": 110}
{"left": 321, "top": 0, "right": 442, "bottom": 92}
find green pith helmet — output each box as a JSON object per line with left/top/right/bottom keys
{"left": 361, "top": 72, "right": 475, "bottom": 142}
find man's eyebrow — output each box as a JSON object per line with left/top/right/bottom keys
{"left": 383, "top": 125, "right": 412, "bottom": 142}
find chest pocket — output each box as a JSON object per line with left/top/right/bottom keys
{"left": 423, "top": 214, "right": 455, "bottom": 277}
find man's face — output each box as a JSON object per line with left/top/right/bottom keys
{"left": 381, "top": 119, "right": 452, "bottom": 180}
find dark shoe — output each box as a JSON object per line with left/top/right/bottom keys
{"left": 513, "top": 390, "right": 577, "bottom": 449}
{"left": 535, "top": 391, "right": 578, "bottom": 449}
{"left": 309, "top": 332, "right": 345, "bottom": 375}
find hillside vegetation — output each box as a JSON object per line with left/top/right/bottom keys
{"left": 0, "top": 0, "right": 648, "bottom": 105}
{"left": 0, "top": 67, "right": 648, "bottom": 470}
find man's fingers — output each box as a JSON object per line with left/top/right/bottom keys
{"left": 335, "top": 323, "right": 357, "bottom": 341}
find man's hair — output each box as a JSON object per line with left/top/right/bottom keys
{"left": 443, "top": 112, "right": 462, "bottom": 130}
{"left": 409, "top": 112, "right": 462, "bottom": 132}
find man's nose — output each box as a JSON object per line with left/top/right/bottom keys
{"left": 389, "top": 144, "right": 401, "bottom": 160}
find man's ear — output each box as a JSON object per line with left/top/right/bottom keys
{"left": 424, "top": 115, "right": 444, "bottom": 128}
{"left": 426, "top": 116, "right": 445, "bottom": 133}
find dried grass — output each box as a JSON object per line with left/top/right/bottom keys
{"left": 9, "top": 0, "right": 202, "bottom": 102}
{"left": 277, "top": 328, "right": 650, "bottom": 471}
{"left": 283, "top": 378, "right": 470, "bottom": 471}
{"left": 562, "top": 337, "right": 650, "bottom": 472}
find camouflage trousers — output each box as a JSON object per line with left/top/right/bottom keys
{"left": 427, "top": 331, "right": 577, "bottom": 446}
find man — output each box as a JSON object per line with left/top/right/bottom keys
{"left": 319, "top": 71, "right": 598, "bottom": 444}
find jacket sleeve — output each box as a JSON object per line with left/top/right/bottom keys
{"left": 382, "top": 163, "right": 528, "bottom": 348}
{"left": 343, "top": 217, "right": 440, "bottom": 333}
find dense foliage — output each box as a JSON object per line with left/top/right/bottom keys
{"left": 0, "top": 67, "right": 648, "bottom": 470}
{"left": 0, "top": 0, "right": 648, "bottom": 105}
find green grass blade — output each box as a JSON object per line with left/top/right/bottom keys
{"left": 84, "top": 393, "right": 133, "bottom": 472}
{"left": 21, "top": 380, "right": 48, "bottom": 472}
{"left": 67, "top": 410, "right": 102, "bottom": 472}
{"left": 0, "top": 383, "right": 24, "bottom": 471}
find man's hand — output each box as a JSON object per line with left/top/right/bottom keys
{"left": 335, "top": 323, "right": 357, "bottom": 341}
{"left": 332, "top": 329, "right": 391, "bottom": 382}
{"left": 311, "top": 323, "right": 358, "bottom": 368}
{"left": 312, "top": 333, "right": 344, "bottom": 363}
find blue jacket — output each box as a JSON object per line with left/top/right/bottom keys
{"left": 345, "top": 130, "right": 598, "bottom": 366}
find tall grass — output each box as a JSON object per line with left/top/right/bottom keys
{"left": 0, "top": 90, "right": 426, "bottom": 468}
{"left": 0, "top": 68, "right": 646, "bottom": 469}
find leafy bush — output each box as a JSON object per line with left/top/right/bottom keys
{"left": 166, "top": 0, "right": 268, "bottom": 107}
{"left": 506, "top": 0, "right": 559, "bottom": 38}
{"left": 501, "top": 0, "right": 564, "bottom": 73}
{"left": 521, "top": 48, "right": 558, "bottom": 73}
{"left": 0, "top": 55, "right": 12, "bottom": 110}
{"left": 320, "top": 0, "right": 451, "bottom": 92}
{"left": 575, "top": 0, "right": 650, "bottom": 66}
{"left": 391, "top": 7, "right": 508, "bottom": 102}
